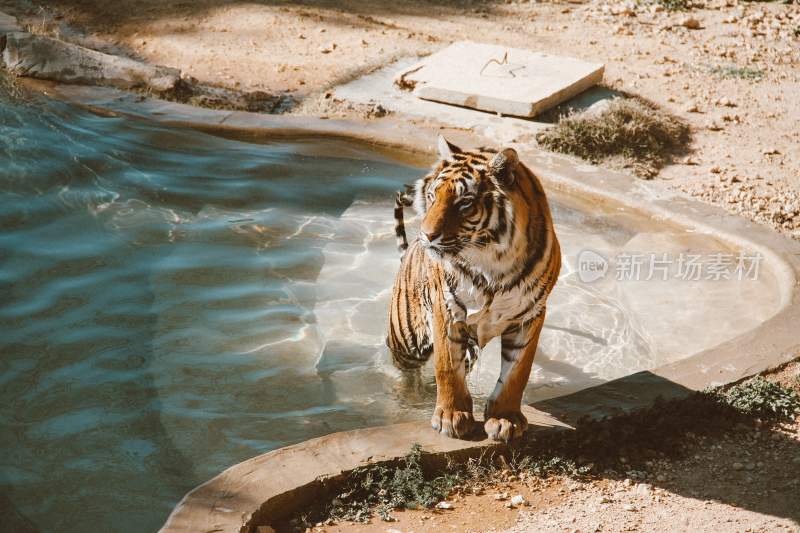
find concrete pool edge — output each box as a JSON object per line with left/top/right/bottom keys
{"left": 27, "top": 82, "right": 800, "bottom": 532}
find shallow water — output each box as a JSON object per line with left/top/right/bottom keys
{"left": 0, "top": 88, "right": 781, "bottom": 532}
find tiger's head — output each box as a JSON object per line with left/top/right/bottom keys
{"left": 414, "top": 135, "right": 519, "bottom": 259}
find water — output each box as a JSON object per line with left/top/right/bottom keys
{"left": 0, "top": 87, "right": 781, "bottom": 532}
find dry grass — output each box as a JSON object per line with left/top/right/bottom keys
{"left": 536, "top": 97, "right": 691, "bottom": 179}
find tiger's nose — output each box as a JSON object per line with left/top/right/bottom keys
{"left": 423, "top": 230, "right": 441, "bottom": 242}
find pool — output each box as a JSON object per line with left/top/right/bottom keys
{"left": 0, "top": 85, "right": 782, "bottom": 532}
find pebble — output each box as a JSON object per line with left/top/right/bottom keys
{"left": 733, "top": 462, "right": 744, "bottom": 471}
{"left": 681, "top": 17, "right": 702, "bottom": 30}
{"left": 623, "top": 504, "right": 637, "bottom": 511}
{"left": 494, "top": 492, "right": 509, "bottom": 501}
{"left": 511, "top": 495, "right": 527, "bottom": 506}
{"left": 436, "top": 501, "right": 454, "bottom": 510}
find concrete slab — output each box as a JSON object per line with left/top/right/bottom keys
{"left": 399, "top": 41, "right": 604, "bottom": 118}
{"left": 333, "top": 58, "right": 549, "bottom": 146}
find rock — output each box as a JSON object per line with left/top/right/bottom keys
{"left": 494, "top": 492, "right": 509, "bottom": 501}
{"left": 623, "top": 504, "right": 637, "bottom": 511}
{"left": 710, "top": 166, "right": 722, "bottom": 174}
{"left": 510, "top": 495, "right": 527, "bottom": 506}
{"left": 370, "top": 103, "right": 388, "bottom": 117}
{"left": 685, "top": 101, "right": 701, "bottom": 113}
{"left": 634, "top": 483, "right": 652, "bottom": 496}
{"left": 435, "top": 501, "right": 454, "bottom": 510}
{"left": 0, "top": 11, "right": 21, "bottom": 37}
{"left": 762, "top": 147, "right": 780, "bottom": 155}
{"left": 733, "top": 462, "right": 744, "bottom": 471}
{"left": 2, "top": 32, "right": 181, "bottom": 93}
{"left": 681, "top": 17, "right": 702, "bottom": 30}
{"left": 319, "top": 43, "right": 337, "bottom": 54}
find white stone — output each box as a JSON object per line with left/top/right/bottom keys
{"left": 397, "top": 41, "right": 604, "bottom": 118}
{"left": 436, "top": 501, "right": 454, "bottom": 509}
{"left": 510, "top": 494, "right": 527, "bottom": 506}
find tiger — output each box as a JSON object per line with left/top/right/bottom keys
{"left": 386, "top": 135, "right": 561, "bottom": 443}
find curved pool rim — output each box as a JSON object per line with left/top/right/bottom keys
{"left": 27, "top": 81, "right": 800, "bottom": 533}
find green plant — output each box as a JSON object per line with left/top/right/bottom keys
{"left": 717, "top": 376, "right": 800, "bottom": 420}
{"left": 324, "top": 444, "right": 461, "bottom": 523}
{"left": 515, "top": 455, "right": 591, "bottom": 477}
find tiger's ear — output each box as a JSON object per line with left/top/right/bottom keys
{"left": 489, "top": 148, "right": 519, "bottom": 186}
{"left": 437, "top": 134, "right": 462, "bottom": 162}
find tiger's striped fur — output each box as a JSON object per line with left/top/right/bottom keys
{"left": 387, "top": 135, "right": 561, "bottom": 442}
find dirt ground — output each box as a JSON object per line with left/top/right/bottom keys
{"left": 5, "top": 0, "right": 800, "bottom": 240}
{"left": 4, "top": 1, "right": 799, "bottom": 531}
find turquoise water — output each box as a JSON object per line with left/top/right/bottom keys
{"left": 0, "top": 88, "right": 421, "bottom": 532}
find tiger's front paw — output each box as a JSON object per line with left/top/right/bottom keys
{"left": 431, "top": 405, "right": 476, "bottom": 439}
{"left": 484, "top": 411, "right": 528, "bottom": 442}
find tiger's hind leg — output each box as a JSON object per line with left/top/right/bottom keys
{"left": 483, "top": 311, "right": 546, "bottom": 442}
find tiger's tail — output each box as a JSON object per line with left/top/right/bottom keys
{"left": 394, "top": 186, "right": 414, "bottom": 254}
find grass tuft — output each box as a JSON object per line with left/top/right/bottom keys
{"left": 658, "top": 0, "right": 691, "bottom": 10}
{"left": 711, "top": 65, "right": 764, "bottom": 81}
{"left": 0, "top": 68, "right": 23, "bottom": 100}
{"left": 536, "top": 97, "right": 690, "bottom": 179}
